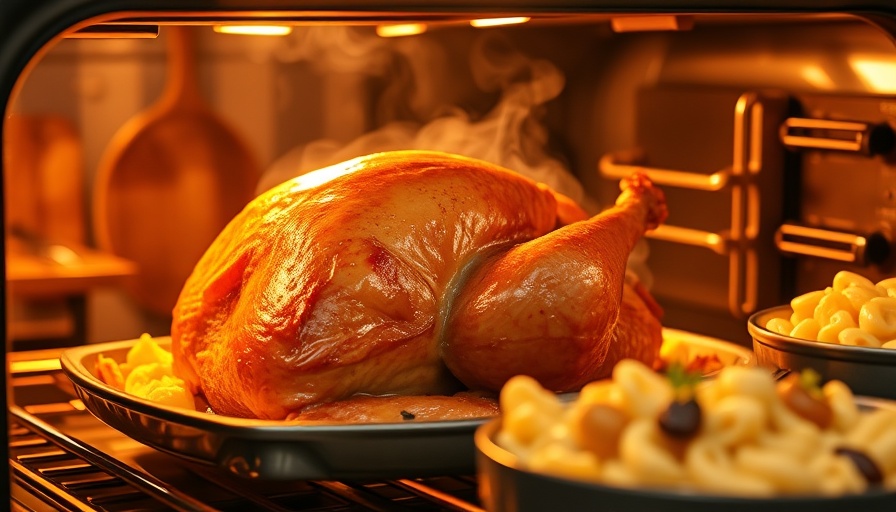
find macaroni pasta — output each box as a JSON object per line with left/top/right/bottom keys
{"left": 766, "top": 271, "right": 896, "bottom": 350}
{"left": 496, "top": 360, "right": 896, "bottom": 497}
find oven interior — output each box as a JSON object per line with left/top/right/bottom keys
{"left": 6, "top": 8, "right": 896, "bottom": 510}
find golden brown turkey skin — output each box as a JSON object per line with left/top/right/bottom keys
{"left": 442, "top": 173, "right": 667, "bottom": 392}
{"left": 171, "top": 150, "right": 666, "bottom": 419}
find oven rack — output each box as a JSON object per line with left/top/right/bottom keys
{"left": 8, "top": 354, "right": 485, "bottom": 512}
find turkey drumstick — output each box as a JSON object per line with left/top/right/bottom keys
{"left": 443, "top": 173, "right": 668, "bottom": 392}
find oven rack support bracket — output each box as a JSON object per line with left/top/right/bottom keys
{"left": 600, "top": 91, "right": 784, "bottom": 318}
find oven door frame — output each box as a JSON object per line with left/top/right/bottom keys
{"left": 4, "top": 0, "right": 896, "bottom": 501}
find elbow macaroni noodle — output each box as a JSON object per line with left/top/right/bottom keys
{"left": 496, "top": 360, "right": 896, "bottom": 497}
{"left": 766, "top": 271, "right": 896, "bottom": 349}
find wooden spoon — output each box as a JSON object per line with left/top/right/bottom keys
{"left": 93, "top": 27, "right": 260, "bottom": 317}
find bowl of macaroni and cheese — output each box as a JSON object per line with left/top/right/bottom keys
{"left": 748, "top": 271, "right": 896, "bottom": 400}
{"left": 475, "top": 360, "right": 896, "bottom": 512}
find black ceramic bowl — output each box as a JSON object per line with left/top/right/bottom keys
{"left": 475, "top": 417, "right": 896, "bottom": 512}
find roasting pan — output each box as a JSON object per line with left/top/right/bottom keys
{"left": 60, "top": 338, "right": 488, "bottom": 480}
{"left": 59, "top": 331, "right": 751, "bottom": 481}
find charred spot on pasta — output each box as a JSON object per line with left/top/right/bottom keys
{"left": 658, "top": 399, "right": 701, "bottom": 439}
{"left": 658, "top": 363, "right": 703, "bottom": 439}
{"left": 836, "top": 446, "right": 884, "bottom": 485}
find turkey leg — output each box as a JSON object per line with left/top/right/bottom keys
{"left": 442, "top": 173, "right": 668, "bottom": 392}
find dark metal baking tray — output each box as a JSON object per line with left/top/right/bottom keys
{"left": 749, "top": 305, "right": 896, "bottom": 400}
{"left": 475, "top": 397, "right": 896, "bottom": 512}
{"left": 60, "top": 338, "right": 487, "bottom": 480}
{"left": 60, "top": 330, "right": 752, "bottom": 481}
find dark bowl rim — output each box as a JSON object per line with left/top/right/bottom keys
{"left": 475, "top": 416, "right": 896, "bottom": 506}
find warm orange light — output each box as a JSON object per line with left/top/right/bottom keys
{"left": 849, "top": 55, "right": 896, "bottom": 93}
{"left": 610, "top": 15, "right": 693, "bottom": 33}
{"left": 376, "top": 23, "right": 427, "bottom": 38}
{"left": 289, "top": 159, "right": 363, "bottom": 193}
{"left": 10, "top": 359, "right": 61, "bottom": 373}
{"left": 213, "top": 25, "right": 293, "bottom": 36}
{"left": 800, "top": 65, "right": 836, "bottom": 90}
{"left": 470, "top": 17, "right": 531, "bottom": 28}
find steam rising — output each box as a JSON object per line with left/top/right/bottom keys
{"left": 260, "top": 27, "right": 593, "bottom": 211}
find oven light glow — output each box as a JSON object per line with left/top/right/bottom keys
{"left": 213, "top": 25, "right": 293, "bottom": 36}
{"left": 800, "top": 65, "right": 836, "bottom": 90}
{"left": 610, "top": 15, "right": 693, "bottom": 33}
{"left": 470, "top": 17, "right": 531, "bottom": 28}
{"left": 849, "top": 56, "right": 896, "bottom": 93}
{"left": 376, "top": 23, "right": 427, "bottom": 38}
{"left": 290, "top": 161, "right": 362, "bottom": 193}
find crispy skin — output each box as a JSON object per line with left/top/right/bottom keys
{"left": 172, "top": 150, "right": 666, "bottom": 419}
{"left": 598, "top": 272, "right": 665, "bottom": 380}
{"left": 442, "top": 172, "right": 667, "bottom": 391}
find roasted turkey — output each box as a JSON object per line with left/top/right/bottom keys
{"left": 171, "top": 150, "right": 668, "bottom": 420}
